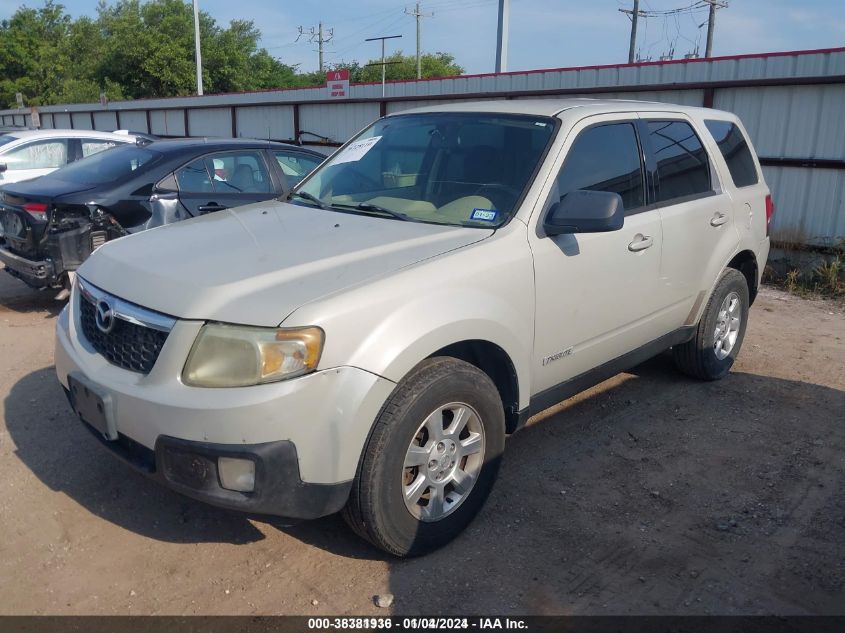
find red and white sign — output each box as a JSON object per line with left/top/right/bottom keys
{"left": 326, "top": 69, "right": 350, "bottom": 99}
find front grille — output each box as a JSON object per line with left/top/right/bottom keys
{"left": 79, "top": 294, "right": 170, "bottom": 374}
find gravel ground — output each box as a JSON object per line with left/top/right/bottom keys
{"left": 0, "top": 273, "right": 843, "bottom": 615}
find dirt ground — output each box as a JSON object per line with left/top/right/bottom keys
{"left": 0, "top": 272, "right": 843, "bottom": 616}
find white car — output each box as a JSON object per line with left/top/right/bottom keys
{"left": 55, "top": 99, "right": 772, "bottom": 556}
{"left": 0, "top": 129, "right": 138, "bottom": 184}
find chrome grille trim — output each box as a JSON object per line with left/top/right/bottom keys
{"left": 77, "top": 276, "right": 176, "bottom": 333}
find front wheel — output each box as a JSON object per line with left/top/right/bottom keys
{"left": 343, "top": 357, "right": 506, "bottom": 557}
{"left": 673, "top": 268, "right": 750, "bottom": 380}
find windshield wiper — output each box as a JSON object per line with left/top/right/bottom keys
{"left": 288, "top": 190, "right": 330, "bottom": 209}
{"left": 332, "top": 202, "right": 416, "bottom": 222}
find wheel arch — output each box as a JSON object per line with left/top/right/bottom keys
{"left": 427, "top": 339, "right": 522, "bottom": 434}
{"left": 726, "top": 249, "right": 759, "bottom": 305}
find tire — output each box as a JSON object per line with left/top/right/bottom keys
{"left": 673, "top": 268, "right": 749, "bottom": 381}
{"left": 342, "top": 357, "right": 506, "bottom": 557}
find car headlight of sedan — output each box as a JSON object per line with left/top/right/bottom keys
{"left": 182, "top": 323, "right": 324, "bottom": 388}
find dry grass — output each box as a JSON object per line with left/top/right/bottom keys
{"left": 766, "top": 256, "right": 844, "bottom": 301}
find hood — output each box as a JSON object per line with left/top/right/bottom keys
{"left": 78, "top": 200, "right": 493, "bottom": 326}
{"left": 0, "top": 174, "right": 97, "bottom": 200}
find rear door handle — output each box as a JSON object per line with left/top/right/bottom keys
{"left": 710, "top": 212, "right": 729, "bottom": 227}
{"left": 628, "top": 234, "right": 653, "bottom": 252}
{"left": 197, "top": 202, "right": 227, "bottom": 214}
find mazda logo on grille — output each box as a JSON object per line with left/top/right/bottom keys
{"left": 95, "top": 299, "right": 116, "bottom": 334}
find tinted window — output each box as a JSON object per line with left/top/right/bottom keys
{"left": 648, "top": 120, "right": 711, "bottom": 203}
{"left": 51, "top": 144, "right": 160, "bottom": 185}
{"left": 704, "top": 120, "right": 759, "bottom": 188}
{"left": 177, "top": 151, "right": 272, "bottom": 194}
{"left": 556, "top": 123, "right": 644, "bottom": 211}
{"left": 0, "top": 135, "right": 16, "bottom": 148}
{"left": 176, "top": 158, "right": 214, "bottom": 193}
{"left": 3, "top": 139, "right": 67, "bottom": 169}
{"left": 273, "top": 151, "right": 322, "bottom": 186}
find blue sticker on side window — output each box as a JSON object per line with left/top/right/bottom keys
{"left": 470, "top": 208, "right": 498, "bottom": 222}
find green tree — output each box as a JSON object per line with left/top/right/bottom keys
{"left": 356, "top": 51, "right": 464, "bottom": 83}
{"left": 0, "top": 1, "right": 465, "bottom": 108}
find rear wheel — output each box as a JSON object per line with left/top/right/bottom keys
{"left": 343, "top": 357, "right": 506, "bottom": 557}
{"left": 673, "top": 268, "right": 749, "bottom": 380}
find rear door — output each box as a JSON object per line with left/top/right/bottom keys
{"left": 638, "top": 114, "right": 740, "bottom": 325}
{"left": 175, "top": 149, "right": 278, "bottom": 216}
{"left": 703, "top": 118, "right": 769, "bottom": 247}
{"left": 0, "top": 138, "right": 69, "bottom": 184}
{"left": 529, "top": 115, "right": 665, "bottom": 394}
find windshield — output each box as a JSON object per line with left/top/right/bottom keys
{"left": 53, "top": 144, "right": 161, "bottom": 185}
{"left": 0, "top": 135, "right": 17, "bottom": 148}
{"left": 294, "top": 113, "right": 556, "bottom": 227}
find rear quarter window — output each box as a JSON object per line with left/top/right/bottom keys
{"left": 704, "top": 120, "right": 759, "bottom": 188}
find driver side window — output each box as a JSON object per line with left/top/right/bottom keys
{"left": 176, "top": 150, "right": 271, "bottom": 194}
{"left": 556, "top": 122, "right": 645, "bottom": 213}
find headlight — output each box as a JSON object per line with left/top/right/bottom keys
{"left": 182, "top": 323, "right": 324, "bottom": 388}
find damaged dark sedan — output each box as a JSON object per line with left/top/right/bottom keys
{"left": 0, "top": 138, "right": 324, "bottom": 292}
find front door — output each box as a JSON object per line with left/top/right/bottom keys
{"left": 174, "top": 149, "right": 278, "bottom": 216}
{"left": 529, "top": 115, "right": 666, "bottom": 395}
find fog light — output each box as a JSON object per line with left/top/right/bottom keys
{"left": 218, "top": 457, "right": 256, "bottom": 492}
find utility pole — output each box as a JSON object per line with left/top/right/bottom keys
{"left": 365, "top": 35, "right": 403, "bottom": 97}
{"left": 297, "top": 22, "right": 334, "bottom": 73}
{"left": 703, "top": 1, "right": 728, "bottom": 58}
{"left": 619, "top": 0, "right": 647, "bottom": 64}
{"left": 192, "top": 0, "right": 203, "bottom": 95}
{"left": 406, "top": 2, "right": 434, "bottom": 79}
{"left": 495, "top": 0, "right": 509, "bottom": 73}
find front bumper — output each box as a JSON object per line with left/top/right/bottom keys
{"left": 0, "top": 245, "right": 54, "bottom": 288}
{"left": 67, "top": 399, "right": 352, "bottom": 518}
{"left": 54, "top": 291, "right": 397, "bottom": 518}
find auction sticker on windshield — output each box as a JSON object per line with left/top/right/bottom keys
{"left": 333, "top": 136, "right": 382, "bottom": 165}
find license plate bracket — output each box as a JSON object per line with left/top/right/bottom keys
{"left": 68, "top": 374, "right": 117, "bottom": 441}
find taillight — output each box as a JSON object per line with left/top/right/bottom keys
{"left": 765, "top": 195, "right": 774, "bottom": 237}
{"left": 23, "top": 202, "right": 49, "bottom": 222}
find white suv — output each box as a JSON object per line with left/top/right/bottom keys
{"left": 55, "top": 99, "right": 772, "bottom": 556}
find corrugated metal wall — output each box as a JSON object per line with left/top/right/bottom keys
{"left": 713, "top": 83, "right": 845, "bottom": 245}
{"left": 3, "top": 47, "right": 843, "bottom": 245}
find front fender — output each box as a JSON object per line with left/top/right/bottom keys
{"left": 353, "top": 290, "right": 532, "bottom": 411}
{"left": 283, "top": 227, "right": 536, "bottom": 410}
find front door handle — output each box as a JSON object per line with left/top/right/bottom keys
{"left": 710, "top": 212, "right": 729, "bottom": 227}
{"left": 197, "top": 202, "right": 227, "bottom": 214}
{"left": 628, "top": 234, "right": 654, "bottom": 252}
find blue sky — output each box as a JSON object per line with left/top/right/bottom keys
{"left": 2, "top": 0, "right": 844, "bottom": 74}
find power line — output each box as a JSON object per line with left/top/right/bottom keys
{"left": 406, "top": 2, "right": 434, "bottom": 80}
{"left": 703, "top": 0, "right": 728, "bottom": 57}
{"left": 329, "top": 14, "right": 408, "bottom": 59}
{"left": 297, "top": 22, "right": 334, "bottom": 72}
{"left": 619, "top": 0, "right": 646, "bottom": 64}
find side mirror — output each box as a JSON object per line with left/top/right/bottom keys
{"left": 0, "top": 163, "right": 7, "bottom": 173}
{"left": 543, "top": 190, "right": 625, "bottom": 236}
